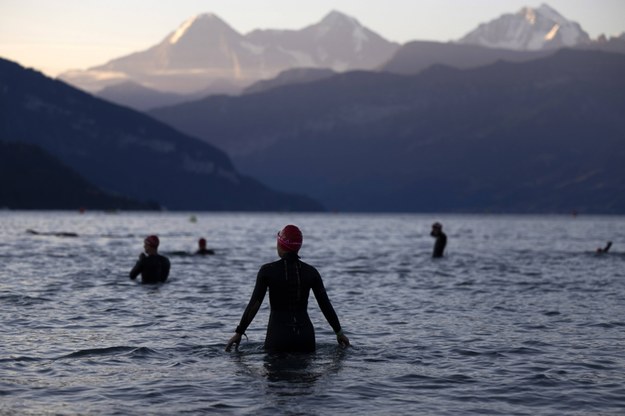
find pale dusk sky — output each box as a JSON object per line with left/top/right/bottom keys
{"left": 1, "top": 0, "right": 624, "bottom": 77}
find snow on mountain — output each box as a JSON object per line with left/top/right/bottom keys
{"left": 246, "top": 10, "right": 398, "bottom": 71}
{"left": 59, "top": 13, "right": 250, "bottom": 93}
{"left": 458, "top": 3, "right": 591, "bottom": 51}
{"left": 310, "top": 10, "right": 370, "bottom": 52}
{"left": 58, "top": 11, "right": 398, "bottom": 95}
{"left": 96, "top": 13, "right": 252, "bottom": 91}
{"left": 302, "top": 10, "right": 396, "bottom": 66}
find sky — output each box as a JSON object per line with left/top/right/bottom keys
{"left": 1, "top": 0, "right": 624, "bottom": 77}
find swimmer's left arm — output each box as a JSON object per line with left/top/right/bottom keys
{"left": 312, "top": 272, "right": 349, "bottom": 346}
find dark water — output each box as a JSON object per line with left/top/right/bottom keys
{"left": 1, "top": 211, "right": 624, "bottom": 415}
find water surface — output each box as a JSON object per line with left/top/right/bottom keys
{"left": 1, "top": 211, "right": 624, "bottom": 415}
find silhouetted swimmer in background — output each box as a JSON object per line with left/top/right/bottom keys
{"left": 129, "top": 235, "right": 170, "bottom": 284}
{"left": 430, "top": 222, "right": 447, "bottom": 258}
{"left": 596, "top": 241, "right": 612, "bottom": 254}
{"left": 26, "top": 229, "right": 78, "bottom": 237}
{"left": 226, "top": 225, "right": 350, "bottom": 353}
{"left": 195, "top": 238, "right": 215, "bottom": 255}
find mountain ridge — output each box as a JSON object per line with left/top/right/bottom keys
{"left": 57, "top": 4, "right": 623, "bottom": 111}
{"left": 59, "top": 10, "right": 399, "bottom": 95}
{"left": 458, "top": 3, "right": 591, "bottom": 50}
{"left": 149, "top": 49, "right": 625, "bottom": 213}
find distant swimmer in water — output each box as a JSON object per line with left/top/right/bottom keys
{"left": 129, "top": 235, "right": 170, "bottom": 284}
{"left": 195, "top": 238, "right": 215, "bottom": 255}
{"left": 596, "top": 241, "right": 612, "bottom": 254}
{"left": 26, "top": 229, "right": 78, "bottom": 237}
{"left": 226, "top": 225, "right": 350, "bottom": 353}
{"left": 430, "top": 222, "right": 447, "bottom": 258}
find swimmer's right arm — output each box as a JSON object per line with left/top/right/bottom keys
{"left": 335, "top": 329, "right": 350, "bottom": 348}
{"left": 225, "top": 299, "right": 261, "bottom": 352}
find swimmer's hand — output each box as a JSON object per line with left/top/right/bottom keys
{"left": 336, "top": 330, "right": 350, "bottom": 348}
{"left": 225, "top": 333, "right": 242, "bottom": 352}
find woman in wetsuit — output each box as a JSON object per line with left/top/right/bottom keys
{"left": 225, "top": 225, "right": 350, "bottom": 353}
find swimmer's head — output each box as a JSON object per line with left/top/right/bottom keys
{"left": 144, "top": 235, "right": 160, "bottom": 248}
{"left": 432, "top": 222, "right": 442, "bottom": 230}
{"left": 277, "top": 225, "right": 303, "bottom": 253}
{"left": 198, "top": 238, "right": 207, "bottom": 248}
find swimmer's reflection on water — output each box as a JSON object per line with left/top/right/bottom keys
{"left": 227, "top": 345, "right": 348, "bottom": 398}
{"left": 226, "top": 225, "right": 350, "bottom": 353}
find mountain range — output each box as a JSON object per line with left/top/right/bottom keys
{"left": 0, "top": 58, "right": 322, "bottom": 211}
{"left": 149, "top": 49, "right": 625, "bottom": 213}
{"left": 58, "top": 4, "right": 624, "bottom": 111}
{"left": 3, "top": 3, "right": 625, "bottom": 213}
{"left": 59, "top": 11, "right": 399, "bottom": 97}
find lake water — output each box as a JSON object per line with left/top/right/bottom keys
{"left": 1, "top": 211, "right": 624, "bottom": 415}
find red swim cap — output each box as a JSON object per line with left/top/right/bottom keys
{"left": 199, "top": 238, "right": 207, "bottom": 247}
{"left": 144, "top": 235, "right": 160, "bottom": 247}
{"left": 277, "top": 225, "right": 303, "bottom": 252}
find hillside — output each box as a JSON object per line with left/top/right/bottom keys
{"left": 0, "top": 58, "right": 323, "bottom": 211}
{"left": 0, "top": 141, "right": 157, "bottom": 210}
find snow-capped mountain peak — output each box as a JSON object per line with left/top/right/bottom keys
{"left": 312, "top": 10, "right": 363, "bottom": 38}
{"left": 320, "top": 10, "right": 360, "bottom": 26}
{"left": 458, "top": 3, "right": 591, "bottom": 51}
{"left": 170, "top": 16, "right": 198, "bottom": 44}
{"left": 534, "top": 3, "right": 565, "bottom": 23}
{"left": 166, "top": 13, "right": 241, "bottom": 45}
{"left": 58, "top": 10, "right": 398, "bottom": 95}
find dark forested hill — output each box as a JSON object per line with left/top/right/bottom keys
{"left": 149, "top": 49, "right": 625, "bottom": 213}
{"left": 0, "top": 58, "right": 322, "bottom": 211}
{"left": 0, "top": 141, "right": 157, "bottom": 210}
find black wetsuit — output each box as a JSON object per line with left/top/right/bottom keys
{"left": 235, "top": 253, "right": 343, "bottom": 353}
{"left": 432, "top": 232, "right": 447, "bottom": 258}
{"left": 129, "top": 253, "right": 170, "bottom": 284}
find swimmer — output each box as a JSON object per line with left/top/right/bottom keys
{"left": 226, "top": 225, "right": 350, "bottom": 353}
{"left": 430, "top": 222, "right": 447, "bottom": 258}
{"left": 26, "top": 229, "right": 78, "bottom": 237}
{"left": 195, "top": 238, "right": 215, "bottom": 255}
{"left": 129, "top": 235, "right": 170, "bottom": 284}
{"left": 596, "top": 241, "right": 612, "bottom": 254}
